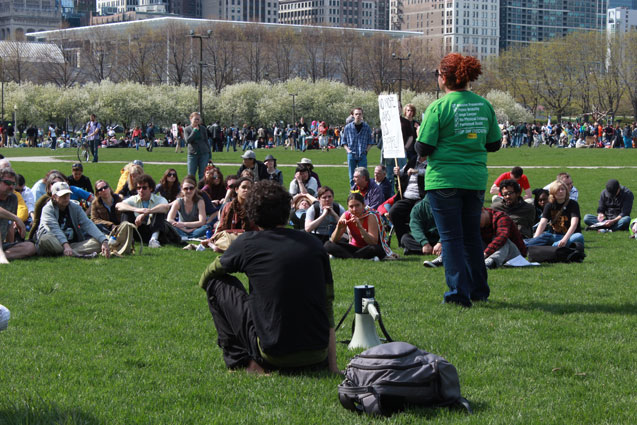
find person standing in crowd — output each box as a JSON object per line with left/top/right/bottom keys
{"left": 341, "top": 108, "right": 373, "bottom": 185}
{"left": 416, "top": 53, "right": 501, "bottom": 307}
{"left": 86, "top": 114, "right": 102, "bottom": 163}
{"left": 146, "top": 123, "right": 155, "bottom": 152}
{"left": 185, "top": 112, "right": 211, "bottom": 181}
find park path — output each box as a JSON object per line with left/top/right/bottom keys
{"left": 5, "top": 155, "right": 637, "bottom": 169}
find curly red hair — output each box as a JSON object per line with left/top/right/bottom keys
{"left": 439, "top": 53, "right": 482, "bottom": 90}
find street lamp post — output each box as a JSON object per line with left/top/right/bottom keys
{"left": 290, "top": 93, "right": 297, "bottom": 124}
{"left": 391, "top": 52, "right": 410, "bottom": 105}
{"left": 1, "top": 57, "right": 4, "bottom": 124}
{"left": 189, "top": 29, "right": 212, "bottom": 124}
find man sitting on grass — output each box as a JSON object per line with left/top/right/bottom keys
{"left": 198, "top": 180, "right": 338, "bottom": 374}
{"left": 116, "top": 174, "right": 172, "bottom": 248}
{"left": 583, "top": 179, "right": 633, "bottom": 232}
{"left": 35, "top": 182, "right": 110, "bottom": 258}
{"left": 0, "top": 167, "right": 37, "bottom": 264}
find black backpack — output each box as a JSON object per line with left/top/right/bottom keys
{"left": 527, "top": 242, "right": 585, "bottom": 263}
{"left": 338, "top": 342, "right": 471, "bottom": 417}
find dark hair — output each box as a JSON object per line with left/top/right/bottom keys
{"left": 245, "top": 181, "right": 292, "bottom": 229}
{"left": 347, "top": 192, "right": 365, "bottom": 206}
{"left": 439, "top": 53, "right": 482, "bottom": 90}
{"left": 181, "top": 175, "right": 201, "bottom": 203}
{"left": 295, "top": 165, "right": 309, "bottom": 174}
{"left": 225, "top": 174, "right": 239, "bottom": 189}
{"left": 499, "top": 179, "right": 521, "bottom": 195}
{"left": 159, "top": 168, "right": 181, "bottom": 202}
{"left": 532, "top": 188, "right": 549, "bottom": 210}
{"left": 17, "top": 173, "right": 25, "bottom": 187}
{"left": 511, "top": 166, "right": 524, "bottom": 179}
{"left": 135, "top": 174, "right": 156, "bottom": 191}
{"left": 46, "top": 172, "right": 66, "bottom": 195}
{"left": 317, "top": 186, "right": 334, "bottom": 199}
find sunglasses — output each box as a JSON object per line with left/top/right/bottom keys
{"left": 96, "top": 185, "right": 110, "bottom": 193}
{"left": 136, "top": 186, "right": 150, "bottom": 191}
{"left": 1, "top": 179, "right": 16, "bottom": 187}
{"left": 182, "top": 186, "right": 195, "bottom": 192}
{"left": 434, "top": 70, "right": 441, "bottom": 78}
{"left": 167, "top": 173, "right": 177, "bottom": 177}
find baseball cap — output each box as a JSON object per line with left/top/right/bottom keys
{"left": 51, "top": 181, "right": 72, "bottom": 197}
{"left": 241, "top": 150, "right": 256, "bottom": 160}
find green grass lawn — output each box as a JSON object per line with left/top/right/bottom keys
{"left": 1, "top": 146, "right": 637, "bottom": 424}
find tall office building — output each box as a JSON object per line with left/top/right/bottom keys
{"left": 0, "top": 0, "right": 62, "bottom": 40}
{"left": 201, "top": 0, "right": 279, "bottom": 22}
{"left": 390, "top": 0, "right": 499, "bottom": 60}
{"left": 500, "top": 0, "right": 608, "bottom": 50}
{"left": 607, "top": 7, "right": 637, "bottom": 33}
{"left": 97, "top": 0, "right": 200, "bottom": 18}
{"left": 608, "top": 0, "right": 637, "bottom": 8}
{"left": 278, "top": 0, "right": 387, "bottom": 29}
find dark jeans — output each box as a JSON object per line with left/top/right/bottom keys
{"left": 121, "top": 211, "right": 166, "bottom": 243}
{"left": 428, "top": 189, "right": 489, "bottom": 306}
{"left": 324, "top": 240, "right": 385, "bottom": 259}
{"left": 389, "top": 198, "right": 419, "bottom": 246}
{"left": 89, "top": 139, "right": 99, "bottom": 162}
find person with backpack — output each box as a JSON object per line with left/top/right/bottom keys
{"left": 305, "top": 186, "right": 345, "bottom": 243}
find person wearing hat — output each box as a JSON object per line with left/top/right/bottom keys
{"left": 264, "top": 154, "right": 283, "bottom": 185}
{"left": 237, "top": 150, "right": 268, "bottom": 181}
{"left": 35, "top": 182, "right": 110, "bottom": 258}
{"left": 583, "top": 179, "right": 633, "bottom": 231}
{"left": 297, "top": 158, "right": 322, "bottom": 188}
{"left": 67, "top": 163, "right": 93, "bottom": 194}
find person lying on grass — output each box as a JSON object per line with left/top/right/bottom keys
{"left": 199, "top": 180, "right": 338, "bottom": 374}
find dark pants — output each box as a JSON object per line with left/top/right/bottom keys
{"left": 121, "top": 212, "right": 166, "bottom": 243}
{"left": 89, "top": 139, "right": 99, "bottom": 162}
{"left": 205, "top": 275, "right": 264, "bottom": 369}
{"left": 324, "top": 240, "right": 385, "bottom": 259}
{"left": 388, "top": 198, "right": 419, "bottom": 246}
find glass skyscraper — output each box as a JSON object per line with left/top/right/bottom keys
{"left": 500, "top": 0, "right": 609, "bottom": 50}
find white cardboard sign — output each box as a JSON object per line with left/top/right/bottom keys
{"left": 378, "top": 94, "right": 405, "bottom": 159}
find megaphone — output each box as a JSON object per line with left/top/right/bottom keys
{"left": 348, "top": 285, "right": 382, "bottom": 350}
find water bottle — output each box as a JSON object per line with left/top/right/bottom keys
{"left": 108, "top": 236, "right": 117, "bottom": 246}
{"left": 206, "top": 229, "right": 213, "bottom": 239}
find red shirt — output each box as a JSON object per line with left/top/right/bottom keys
{"left": 344, "top": 211, "right": 373, "bottom": 248}
{"left": 494, "top": 172, "right": 530, "bottom": 190}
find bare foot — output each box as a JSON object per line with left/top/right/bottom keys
{"left": 246, "top": 360, "right": 267, "bottom": 375}
{"left": 0, "top": 256, "right": 9, "bottom": 265}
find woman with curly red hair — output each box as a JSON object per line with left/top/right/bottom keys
{"left": 416, "top": 53, "right": 502, "bottom": 307}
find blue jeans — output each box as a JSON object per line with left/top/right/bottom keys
{"left": 226, "top": 136, "right": 236, "bottom": 152}
{"left": 524, "top": 232, "right": 584, "bottom": 247}
{"left": 187, "top": 152, "right": 211, "bottom": 181}
{"left": 583, "top": 214, "right": 631, "bottom": 231}
{"left": 242, "top": 140, "right": 253, "bottom": 151}
{"left": 89, "top": 139, "right": 99, "bottom": 162}
{"left": 175, "top": 225, "right": 209, "bottom": 239}
{"left": 428, "top": 189, "right": 488, "bottom": 306}
{"left": 347, "top": 153, "right": 368, "bottom": 185}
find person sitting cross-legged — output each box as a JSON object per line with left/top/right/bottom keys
{"left": 167, "top": 175, "right": 209, "bottom": 240}
{"left": 116, "top": 174, "right": 172, "bottom": 248}
{"left": 90, "top": 179, "right": 123, "bottom": 234}
{"left": 198, "top": 180, "right": 338, "bottom": 374}
{"left": 583, "top": 179, "right": 633, "bottom": 232}
{"left": 35, "top": 182, "right": 110, "bottom": 258}
{"left": 525, "top": 180, "right": 584, "bottom": 248}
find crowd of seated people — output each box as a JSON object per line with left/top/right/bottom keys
{"left": 0, "top": 146, "right": 632, "bottom": 267}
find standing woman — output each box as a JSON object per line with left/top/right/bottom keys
{"left": 184, "top": 112, "right": 211, "bottom": 181}
{"left": 416, "top": 53, "right": 502, "bottom": 307}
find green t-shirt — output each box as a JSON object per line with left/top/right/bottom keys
{"left": 417, "top": 91, "right": 501, "bottom": 190}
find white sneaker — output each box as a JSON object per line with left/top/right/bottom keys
{"left": 148, "top": 239, "right": 161, "bottom": 248}
{"left": 196, "top": 244, "right": 207, "bottom": 252}
{"left": 0, "top": 304, "right": 10, "bottom": 331}
{"left": 372, "top": 256, "right": 380, "bottom": 262}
